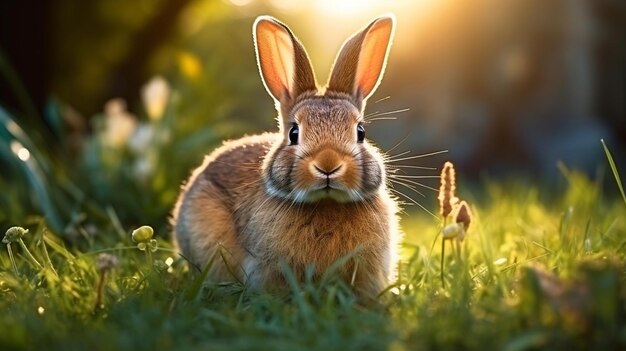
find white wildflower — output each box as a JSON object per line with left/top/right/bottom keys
{"left": 103, "top": 98, "right": 137, "bottom": 148}
{"left": 141, "top": 76, "right": 171, "bottom": 121}
{"left": 128, "top": 123, "right": 155, "bottom": 154}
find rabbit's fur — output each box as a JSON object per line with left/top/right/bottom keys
{"left": 172, "top": 15, "right": 400, "bottom": 299}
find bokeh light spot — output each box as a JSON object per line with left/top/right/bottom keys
{"left": 10, "top": 140, "right": 31, "bottom": 162}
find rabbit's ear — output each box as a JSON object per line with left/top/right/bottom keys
{"left": 254, "top": 16, "right": 316, "bottom": 106}
{"left": 327, "top": 15, "right": 395, "bottom": 107}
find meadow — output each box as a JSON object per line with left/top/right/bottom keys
{"left": 0, "top": 2, "right": 625, "bottom": 347}
{"left": 1, "top": 94, "right": 625, "bottom": 350}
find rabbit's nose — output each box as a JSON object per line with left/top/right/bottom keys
{"left": 314, "top": 164, "right": 342, "bottom": 176}
{"left": 311, "top": 149, "right": 344, "bottom": 177}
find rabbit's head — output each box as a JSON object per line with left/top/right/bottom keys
{"left": 254, "top": 15, "right": 395, "bottom": 203}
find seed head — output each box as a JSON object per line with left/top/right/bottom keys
{"left": 95, "top": 253, "right": 119, "bottom": 273}
{"left": 438, "top": 162, "right": 457, "bottom": 218}
{"left": 2, "top": 226, "right": 28, "bottom": 244}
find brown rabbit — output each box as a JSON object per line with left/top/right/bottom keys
{"left": 172, "top": 15, "right": 400, "bottom": 300}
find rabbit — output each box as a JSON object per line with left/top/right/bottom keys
{"left": 172, "top": 14, "right": 400, "bottom": 300}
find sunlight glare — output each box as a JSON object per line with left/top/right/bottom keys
{"left": 315, "top": 0, "right": 378, "bottom": 14}
{"left": 10, "top": 140, "right": 31, "bottom": 162}
{"left": 5, "top": 119, "right": 22, "bottom": 136}
{"left": 268, "top": 0, "right": 301, "bottom": 12}
{"left": 494, "top": 257, "right": 507, "bottom": 266}
{"left": 313, "top": 0, "right": 438, "bottom": 15}
{"left": 226, "top": 0, "right": 253, "bottom": 7}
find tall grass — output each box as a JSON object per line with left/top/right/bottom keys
{"left": 0, "top": 71, "right": 624, "bottom": 350}
{"left": 602, "top": 139, "right": 626, "bottom": 208}
{"left": 0, "top": 168, "right": 624, "bottom": 350}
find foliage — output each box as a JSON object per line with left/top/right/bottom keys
{"left": 1, "top": 72, "right": 626, "bottom": 349}
{"left": 1, "top": 2, "right": 625, "bottom": 349}
{"left": 0, "top": 168, "right": 625, "bottom": 350}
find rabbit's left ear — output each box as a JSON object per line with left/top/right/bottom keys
{"left": 327, "top": 15, "right": 395, "bottom": 109}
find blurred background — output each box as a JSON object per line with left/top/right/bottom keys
{"left": 0, "top": 0, "right": 624, "bottom": 237}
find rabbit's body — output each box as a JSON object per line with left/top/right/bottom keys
{"left": 173, "top": 15, "right": 401, "bottom": 299}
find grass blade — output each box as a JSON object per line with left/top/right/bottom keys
{"left": 184, "top": 249, "right": 219, "bottom": 301}
{"left": 601, "top": 139, "right": 626, "bottom": 208}
{"left": 0, "top": 106, "right": 64, "bottom": 231}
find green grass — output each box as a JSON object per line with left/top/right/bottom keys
{"left": 0, "top": 169, "right": 625, "bottom": 351}
{"left": 0, "top": 74, "right": 625, "bottom": 350}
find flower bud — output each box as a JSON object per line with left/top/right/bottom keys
{"left": 131, "top": 225, "right": 154, "bottom": 243}
{"left": 141, "top": 76, "right": 171, "bottom": 121}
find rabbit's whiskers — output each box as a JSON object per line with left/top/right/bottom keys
{"left": 373, "top": 95, "right": 391, "bottom": 104}
{"left": 387, "top": 178, "right": 426, "bottom": 198}
{"left": 386, "top": 149, "right": 448, "bottom": 163}
{"left": 390, "top": 175, "right": 440, "bottom": 179}
{"left": 388, "top": 165, "right": 436, "bottom": 170}
{"left": 374, "top": 146, "right": 446, "bottom": 218}
{"left": 366, "top": 117, "right": 398, "bottom": 122}
{"left": 364, "top": 107, "right": 410, "bottom": 120}
{"left": 388, "top": 177, "right": 440, "bottom": 193}
{"left": 388, "top": 186, "right": 438, "bottom": 220}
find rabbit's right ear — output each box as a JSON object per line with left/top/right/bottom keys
{"left": 254, "top": 16, "right": 317, "bottom": 112}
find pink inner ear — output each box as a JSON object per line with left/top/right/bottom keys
{"left": 355, "top": 19, "right": 393, "bottom": 99}
{"left": 257, "top": 21, "right": 295, "bottom": 101}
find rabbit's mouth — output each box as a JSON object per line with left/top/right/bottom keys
{"left": 295, "top": 184, "right": 361, "bottom": 203}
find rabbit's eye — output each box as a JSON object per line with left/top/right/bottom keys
{"left": 357, "top": 123, "right": 365, "bottom": 143}
{"left": 289, "top": 124, "right": 299, "bottom": 145}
